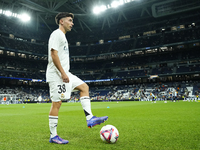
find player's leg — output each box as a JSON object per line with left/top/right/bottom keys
{"left": 48, "top": 82, "right": 68, "bottom": 144}
{"left": 74, "top": 83, "right": 93, "bottom": 120}
{"left": 70, "top": 73, "right": 108, "bottom": 128}
{"left": 75, "top": 83, "right": 94, "bottom": 120}
{"left": 75, "top": 83, "right": 108, "bottom": 128}
{"left": 49, "top": 101, "right": 61, "bottom": 137}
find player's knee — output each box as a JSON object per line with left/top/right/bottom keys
{"left": 82, "top": 83, "right": 89, "bottom": 92}
{"left": 78, "top": 83, "right": 89, "bottom": 93}
{"left": 52, "top": 101, "right": 62, "bottom": 110}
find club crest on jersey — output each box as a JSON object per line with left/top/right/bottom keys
{"left": 61, "top": 93, "right": 65, "bottom": 99}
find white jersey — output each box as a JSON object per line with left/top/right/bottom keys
{"left": 38, "top": 96, "right": 42, "bottom": 101}
{"left": 151, "top": 93, "right": 155, "bottom": 97}
{"left": 46, "top": 29, "right": 70, "bottom": 82}
{"left": 173, "top": 90, "right": 177, "bottom": 96}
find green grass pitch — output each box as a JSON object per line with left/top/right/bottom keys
{"left": 0, "top": 101, "right": 199, "bottom": 150}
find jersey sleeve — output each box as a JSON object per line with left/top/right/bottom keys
{"left": 49, "top": 31, "right": 60, "bottom": 51}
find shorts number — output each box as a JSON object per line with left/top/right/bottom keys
{"left": 57, "top": 84, "right": 66, "bottom": 94}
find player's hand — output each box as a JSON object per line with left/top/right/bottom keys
{"left": 62, "top": 73, "right": 69, "bottom": 83}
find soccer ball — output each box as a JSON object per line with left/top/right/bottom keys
{"left": 100, "top": 125, "right": 119, "bottom": 143}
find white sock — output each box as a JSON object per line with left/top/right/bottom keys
{"left": 49, "top": 115, "right": 58, "bottom": 138}
{"left": 80, "top": 96, "right": 93, "bottom": 120}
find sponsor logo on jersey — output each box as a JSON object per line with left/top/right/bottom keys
{"left": 64, "top": 46, "right": 67, "bottom": 50}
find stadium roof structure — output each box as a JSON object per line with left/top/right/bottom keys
{"left": 0, "top": 0, "right": 200, "bottom": 33}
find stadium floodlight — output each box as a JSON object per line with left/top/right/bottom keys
{"left": 12, "top": 13, "right": 18, "bottom": 17}
{"left": 5, "top": 10, "right": 12, "bottom": 17}
{"left": 19, "top": 13, "right": 31, "bottom": 22}
{"left": 93, "top": 6, "right": 101, "bottom": 14}
{"left": 93, "top": 5, "right": 107, "bottom": 15}
{"left": 92, "top": 0, "right": 134, "bottom": 14}
{"left": 124, "top": 0, "right": 131, "bottom": 3}
{"left": 111, "top": 1, "right": 120, "bottom": 8}
{"left": 119, "top": 0, "right": 125, "bottom": 5}
{"left": 0, "top": 8, "right": 31, "bottom": 22}
{"left": 100, "top": 5, "right": 107, "bottom": 12}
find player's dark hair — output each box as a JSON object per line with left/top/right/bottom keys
{"left": 55, "top": 12, "right": 74, "bottom": 25}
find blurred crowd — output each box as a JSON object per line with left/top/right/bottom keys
{"left": 1, "top": 80, "right": 200, "bottom": 103}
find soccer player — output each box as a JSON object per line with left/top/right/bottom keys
{"left": 150, "top": 92, "right": 156, "bottom": 103}
{"left": 10, "top": 96, "right": 13, "bottom": 104}
{"left": 46, "top": 12, "right": 108, "bottom": 144}
{"left": 38, "top": 95, "right": 42, "bottom": 104}
{"left": 173, "top": 90, "right": 177, "bottom": 102}
{"left": 3, "top": 96, "right": 6, "bottom": 105}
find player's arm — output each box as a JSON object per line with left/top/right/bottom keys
{"left": 51, "top": 49, "right": 69, "bottom": 83}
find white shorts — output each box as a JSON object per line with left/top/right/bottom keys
{"left": 48, "top": 72, "right": 84, "bottom": 102}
